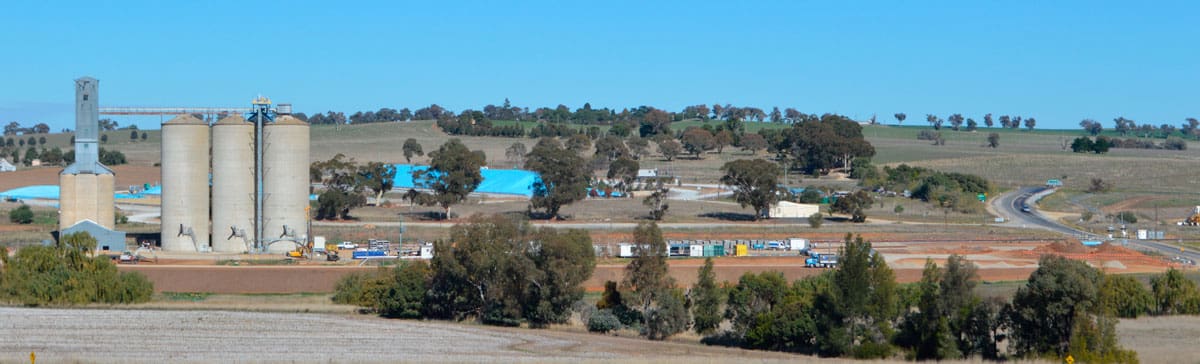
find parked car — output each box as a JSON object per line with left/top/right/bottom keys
{"left": 337, "top": 241, "right": 357, "bottom": 249}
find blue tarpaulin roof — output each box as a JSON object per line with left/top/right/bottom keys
{"left": 392, "top": 164, "right": 541, "bottom": 197}
{"left": 0, "top": 185, "right": 61, "bottom": 200}
{"left": 1, "top": 164, "right": 543, "bottom": 200}
{"left": 0, "top": 185, "right": 150, "bottom": 200}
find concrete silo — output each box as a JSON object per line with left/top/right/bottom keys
{"left": 262, "top": 115, "right": 309, "bottom": 253}
{"left": 160, "top": 114, "right": 210, "bottom": 252}
{"left": 59, "top": 173, "right": 114, "bottom": 230}
{"left": 211, "top": 115, "right": 255, "bottom": 253}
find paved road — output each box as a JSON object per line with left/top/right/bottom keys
{"left": 992, "top": 187, "right": 1200, "bottom": 265}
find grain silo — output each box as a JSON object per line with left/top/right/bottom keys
{"left": 59, "top": 173, "right": 115, "bottom": 230}
{"left": 60, "top": 76, "right": 117, "bottom": 236}
{"left": 211, "top": 114, "right": 255, "bottom": 253}
{"left": 160, "top": 114, "right": 211, "bottom": 252}
{"left": 262, "top": 114, "right": 309, "bottom": 253}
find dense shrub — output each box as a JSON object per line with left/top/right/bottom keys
{"left": 643, "top": 288, "right": 690, "bottom": 340}
{"left": 377, "top": 263, "right": 432, "bottom": 318}
{"left": 0, "top": 232, "right": 153, "bottom": 305}
{"left": 330, "top": 271, "right": 388, "bottom": 307}
{"left": 808, "top": 213, "right": 823, "bottom": 228}
{"left": 1150, "top": 268, "right": 1200, "bottom": 315}
{"left": 588, "top": 309, "right": 621, "bottom": 333}
{"left": 1100, "top": 274, "right": 1154, "bottom": 318}
{"left": 8, "top": 204, "right": 33, "bottom": 224}
{"left": 1115, "top": 211, "right": 1138, "bottom": 224}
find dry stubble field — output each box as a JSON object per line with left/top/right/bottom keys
{"left": 1, "top": 306, "right": 1194, "bottom": 363}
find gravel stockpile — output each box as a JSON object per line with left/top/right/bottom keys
{"left": 0, "top": 307, "right": 796, "bottom": 363}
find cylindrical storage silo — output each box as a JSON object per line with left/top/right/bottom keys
{"left": 160, "top": 114, "right": 211, "bottom": 252}
{"left": 58, "top": 173, "right": 78, "bottom": 232}
{"left": 96, "top": 173, "right": 115, "bottom": 229}
{"left": 211, "top": 115, "right": 255, "bottom": 253}
{"left": 263, "top": 115, "right": 309, "bottom": 253}
{"left": 58, "top": 173, "right": 115, "bottom": 230}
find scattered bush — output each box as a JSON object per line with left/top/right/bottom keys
{"left": 1088, "top": 178, "right": 1114, "bottom": 193}
{"left": 1115, "top": 211, "right": 1138, "bottom": 224}
{"left": 917, "top": 130, "right": 941, "bottom": 141}
{"left": 8, "top": 204, "right": 33, "bottom": 224}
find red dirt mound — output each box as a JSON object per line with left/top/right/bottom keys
{"left": 1033, "top": 240, "right": 1093, "bottom": 255}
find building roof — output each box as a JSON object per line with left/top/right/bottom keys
{"left": 214, "top": 114, "right": 249, "bottom": 126}
{"left": 272, "top": 115, "right": 308, "bottom": 126}
{"left": 163, "top": 114, "right": 207, "bottom": 126}
{"left": 61, "top": 219, "right": 126, "bottom": 250}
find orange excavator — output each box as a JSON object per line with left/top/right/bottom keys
{"left": 1181, "top": 206, "right": 1200, "bottom": 226}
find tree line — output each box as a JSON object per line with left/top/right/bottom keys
{"left": 295, "top": 100, "right": 849, "bottom": 128}
{"left": 1082, "top": 117, "right": 1200, "bottom": 140}
{"left": 891, "top": 113, "right": 1038, "bottom": 132}
{"left": 1070, "top": 135, "right": 1187, "bottom": 153}
{"left": 1, "top": 144, "right": 126, "bottom": 168}
{"left": 335, "top": 221, "right": 1196, "bottom": 362}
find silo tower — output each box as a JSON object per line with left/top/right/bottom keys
{"left": 262, "top": 114, "right": 310, "bottom": 253}
{"left": 211, "top": 114, "right": 255, "bottom": 253}
{"left": 160, "top": 114, "right": 211, "bottom": 252}
{"left": 59, "top": 77, "right": 121, "bottom": 250}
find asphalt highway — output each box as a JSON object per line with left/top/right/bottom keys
{"left": 992, "top": 187, "right": 1200, "bottom": 265}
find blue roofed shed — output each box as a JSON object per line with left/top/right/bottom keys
{"left": 61, "top": 220, "right": 126, "bottom": 252}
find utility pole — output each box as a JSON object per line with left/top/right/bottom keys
{"left": 398, "top": 213, "right": 405, "bottom": 249}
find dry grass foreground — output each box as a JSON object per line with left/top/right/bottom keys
{"left": 3, "top": 306, "right": 1189, "bottom": 363}
{"left": 0, "top": 307, "right": 799, "bottom": 363}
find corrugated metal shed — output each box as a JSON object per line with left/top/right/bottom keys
{"left": 62, "top": 219, "right": 126, "bottom": 252}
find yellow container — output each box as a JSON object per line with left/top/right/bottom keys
{"left": 735, "top": 244, "right": 748, "bottom": 257}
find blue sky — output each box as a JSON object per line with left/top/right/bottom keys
{"left": 1, "top": 1, "right": 1196, "bottom": 131}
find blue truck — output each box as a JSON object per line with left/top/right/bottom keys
{"left": 352, "top": 250, "right": 388, "bottom": 259}
{"left": 805, "top": 253, "right": 838, "bottom": 268}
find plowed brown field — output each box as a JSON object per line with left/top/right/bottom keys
{"left": 0, "top": 165, "right": 160, "bottom": 191}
